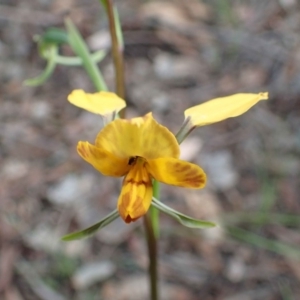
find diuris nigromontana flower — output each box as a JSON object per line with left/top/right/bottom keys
{"left": 76, "top": 113, "right": 206, "bottom": 223}
{"left": 68, "top": 89, "right": 268, "bottom": 224}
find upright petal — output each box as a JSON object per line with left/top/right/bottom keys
{"left": 118, "top": 159, "right": 153, "bottom": 223}
{"left": 184, "top": 92, "right": 268, "bottom": 127}
{"left": 96, "top": 113, "right": 180, "bottom": 159}
{"left": 146, "top": 157, "right": 206, "bottom": 188}
{"left": 77, "top": 141, "right": 130, "bottom": 177}
{"left": 68, "top": 90, "right": 126, "bottom": 115}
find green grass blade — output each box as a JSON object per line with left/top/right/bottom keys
{"left": 222, "top": 212, "right": 300, "bottom": 227}
{"left": 227, "top": 226, "right": 300, "bottom": 261}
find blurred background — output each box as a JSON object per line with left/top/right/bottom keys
{"left": 1, "top": 0, "right": 300, "bottom": 299}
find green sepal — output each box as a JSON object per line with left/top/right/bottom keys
{"left": 62, "top": 209, "right": 119, "bottom": 241}
{"left": 151, "top": 197, "right": 216, "bottom": 229}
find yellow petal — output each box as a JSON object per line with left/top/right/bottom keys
{"left": 96, "top": 113, "right": 179, "bottom": 159}
{"left": 184, "top": 92, "right": 268, "bottom": 127}
{"left": 77, "top": 141, "right": 130, "bottom": 177}
{"left": 68, "top": 89, "right": 126, "bottom": 115}
{"left": 146, "top": 157, "right": 206, "bottom": 188}
{"left": 118, "top": 159, "right": 153, "bottom": 223}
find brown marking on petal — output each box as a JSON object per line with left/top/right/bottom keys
{"left": 131, "top": 196, "right": 144, "bottom": 211}
{"left": 120, "top": 192, "right": 131, "bottom": 210}
{"left": 170, "top": 162, "right": 191, "bottom": 173}
{"left": 119, "top": 193, "right": 146, "bottom": 223}
{"left": 184, "top": 174, "right": 206, "bottom": 188}
{"left": 173, "top": 162, "right": 181, "bottom": 169}
{"left": 185, "top": 168, "right": 198, "bottom": 177}
{"left": 78, "top": 145, "right": 88, "bottom": 158}
{"left": 125, "top": 178, "right": 152, "bottom": 187}
{"left": 90, "top": 147, "right": 105, "bottom": 159}
{"left": 180, "top": 165, "right": 191, "bottom": 172}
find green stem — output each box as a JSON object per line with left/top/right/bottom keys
{"left": 143, "top": 214, "right": 158, "bottom": 300}
{"left": 151, "top": 180, "right": 160, "bottom": 238}
{"left": 175, "top": 117, "right": 195, "bottom": 144}
{"left": 23, "top": 45, "right": 57, "bottom": 86}
{"left": 53, "top": 50, "right": 106, "bottom": 66}
{"left": 65, "top": 18, "right": 108, "bottom": 92}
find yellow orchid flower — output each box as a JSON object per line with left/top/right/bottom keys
{"left": 77, "top": 113, "right": 206, "bottom": 223}
{"left": 68, "top": 90, "right": 268, "bottom": 225}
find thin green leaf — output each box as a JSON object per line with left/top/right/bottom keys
{"left": 152, "top": 197, "right": 216, "bottom": 229}
{"left": 65, "top": 18, "right": 108, "bottom": 92}
{"left": 62, "top": 209, "right": 119, "bottom": 241}
{"left": 23, "top": 46, "right": 57, "bottom": 86}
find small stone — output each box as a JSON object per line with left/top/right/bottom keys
{"left": 226, "top": 257, "right": 246, "bottom": 282}
{"left": 25, "top": 226, "right": 61, "bottom": 253}
{"left": 153, "top": 53, "right": 199, "bottom": 81}
{"left": 152, "top": 92, "right": 171, "bottom": 113}
{"left": 29, "top": 101, "right": 52, "bottom": 120}
{"left": 1, "top": 159, "right": 29, "bottom": 180}
{"left": 72, "top": 261, "right": 116, "bottom": 290}
{"left": 87, "top": 30, "right": 111, "bottom": 51}
{"left": 47, "top": 174, "right": 96, "bottom": 206}
{"left": 199, "top": 150, "right": 238, "bottom": 190}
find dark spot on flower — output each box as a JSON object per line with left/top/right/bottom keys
{"left": 128, "top": 156, "right": 138, "bottom": 165}
{"left": 128, "top": 156, "right": 136, "bottom": 166}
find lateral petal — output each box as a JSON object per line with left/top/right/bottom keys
{"left": 117, "top": 161, "right": 153, "bottom": 223}
{"left": 68, "top": 89, "right": 126, "bottom": 115}
{"left": 77, "top": 141, "right": 130, "bottom": 177}
{"left": 184, "top": 92, "right": 268, "bottom": 127}
{"left": 146, "top": 157, "right": 206, "bottom": 188}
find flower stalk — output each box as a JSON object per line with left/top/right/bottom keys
{"left": 150, "top": 179, "right": 160, "bottom": 238}
{"left": 144, "top": 213, "right": 158, "bottom": 300}
{"left": 100, "top": 0, "right": 125, "bottom": 101}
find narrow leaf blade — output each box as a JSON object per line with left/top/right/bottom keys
{"left": 152, "top": 198, "right": 216, "bottom": 229}
{"left": 62, "top": 209, "right": 119, "bottom": 241}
